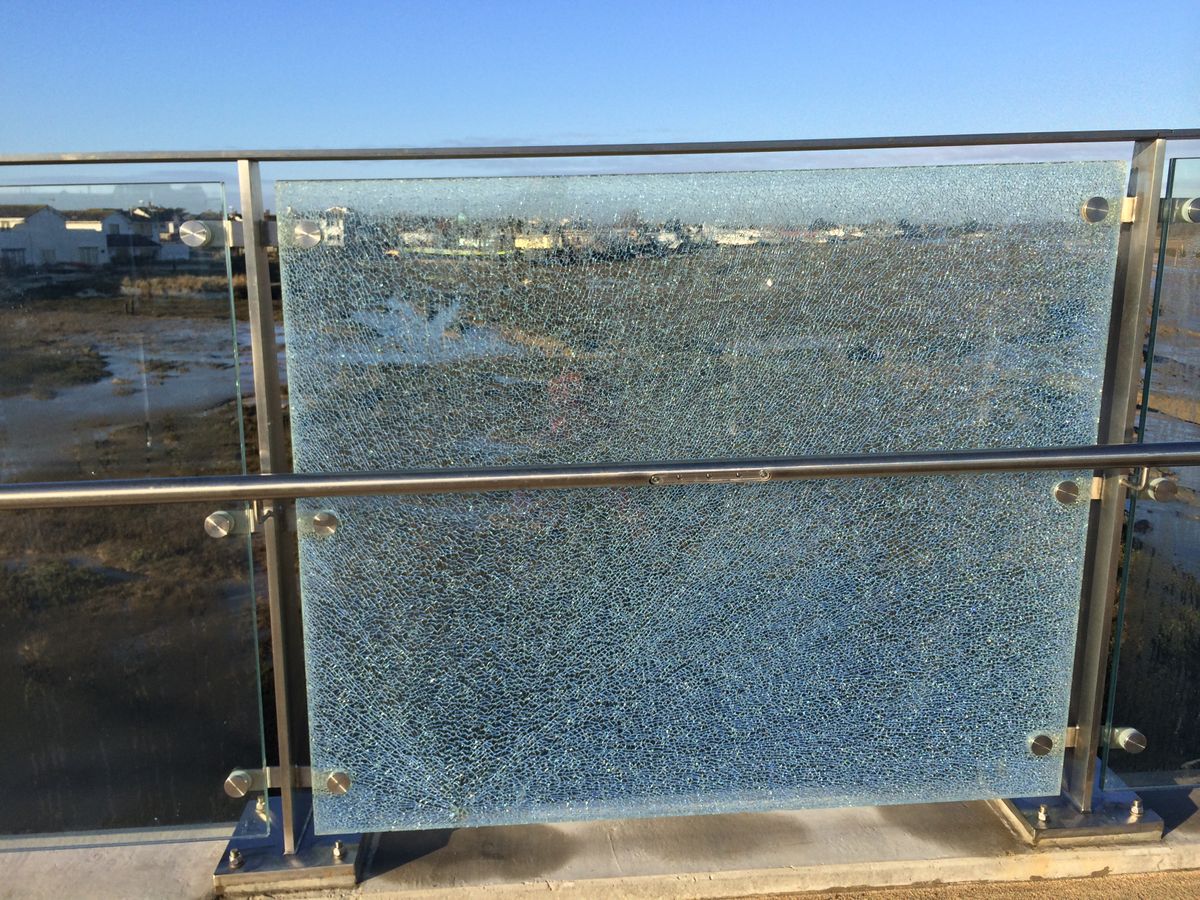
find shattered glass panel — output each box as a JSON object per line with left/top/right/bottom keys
{"left": 278, "top": 161, "right": 1128, "bottom": 832}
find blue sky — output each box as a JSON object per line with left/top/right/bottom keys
{"left": 2, "top": 1, "right": 1198, "bottom": 201}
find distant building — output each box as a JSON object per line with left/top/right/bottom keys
{"left": 131, "top": 206, "right": 186, "bottom": 242}
{"left": 0, "top": 204, "right": 109, "bottom": 267}
{"left": 514, "top": 233, "right": 555, "bottom": 251}
{"left": 62, "top": 208, "right": 137, "bottom": 236}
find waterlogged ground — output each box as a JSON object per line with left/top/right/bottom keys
{"left": 0, "top": 269, "right": 269, "bottom": 835}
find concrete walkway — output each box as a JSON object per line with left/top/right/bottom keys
{"left": 6, "top": 790, "right": 1200, "bottom": 899}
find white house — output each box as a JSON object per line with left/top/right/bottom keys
{"left": 0, "top": 205, "right": 110, "bottom": 267}
{"left": 63, "top": 208, "right": 136, "bottom": 236}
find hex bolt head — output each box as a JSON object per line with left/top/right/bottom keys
{"left": 1081, "top": 196, "right": 1111, "bottom": 223}
{"left": 1028, "top": 734, "right": 1055, "bottom": 757}
{"left": 1053, "top": 481, "right": 1083, "bottom": 506}
{"left": 312, "top": 510, "right": 340, "bottom": 537}
{"left": 228, "top": 847, "right": 245, "bottom": 870}
{"left": 294, "top": 220, "right": 323, "bottom": 249}
{"left": 223, "top": 769, "right": 253, "bottom": 798}
{"left": 205, "top": 510, "right": 237, "bottom": 539}
{"left": 326, "top": 770, "right": 352, "bottom": 795}
{"left": 332, "top": 840, "right": 346, "bottom": 861}
{"left": 1131, "top": 798, "right": 1145, "bottom": 819}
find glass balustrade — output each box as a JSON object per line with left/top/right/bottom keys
{"left": 0, "top": 183, "right": 267, "bottom": 845}
{"left": 1104, "top": 158, "right": 1200, "bottom": 790}
{"left": 276, "top": 161, "right": 1129, "bottom": 832}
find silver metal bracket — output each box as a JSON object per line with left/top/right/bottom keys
{"left": 1060, "top": 724, "right": 1146, "bottom": 753}
{"left": 993, "top": 790, "right": 1162, "bottom": 846}
{"left": 1120, "top": 196, "right": 1138, "bottom": 224}
{"left": 205, "top": 502, "right": 297, "bottom": 539}
{"left": 213, "top": 794, "right": 360, "bottom": 894}
{"left": 1119, "top": 467, "right": 1179, "bottom": 501}
{"left": 223, "top": 765, "right": 313, "bottom": 797}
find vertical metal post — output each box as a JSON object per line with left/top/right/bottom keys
{"left": 238, "top": 159, "right": 306, "bottom": 853}
{"left": 1065, "top": 139, "right": 1166, "bottom": 812}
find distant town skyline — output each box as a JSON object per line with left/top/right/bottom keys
{"left": 1, "top": 1, "right": 1198, "bottom": 199}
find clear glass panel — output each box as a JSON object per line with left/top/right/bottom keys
{"left": 0, "top": 183, "right": 266, "bottom": 843}
{"left": 278, "top": 161, "right": 1128, "bottom": 831}
{"left": 1105, "top": 158, "right": 1200, "bottom": 788}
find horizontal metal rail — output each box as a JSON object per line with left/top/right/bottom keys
{"left": 3, "top": 129, "right": 1200, "bottom": 166}
{"left": 0, "top": 442, "right": 1196, "bottom": 510}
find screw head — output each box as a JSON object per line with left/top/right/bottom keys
{"left": 1131, "top": 797, "right": 1145, "bottom": 819}
{"left": 224, "top": 769, "right": 254, "bottom": 798}
{"left": 1081, "top": 196, "right": 1111, "bottom": 224}
{"left": 293, "top": 220, "right": 323, "bottom": 249}
{"left": 649, "top": 475, "right": 661, "bottom": 485}
{"left": 205, "top": 510, "right": 237, "bottom": 539}
{"left": 1037, "top": 803, "right": 1049, "bottom": 824}
{"left": 1053, "top": 481, "right": 1083, "bottom": 506}
{"left": 1028, "top": 734, "right": 1055, "bottom": 757}
{"left": 312, "top": 510, "right": 339, "bottom": 536}
{"left": 332, "top": 839, "right": 346, "bottom": 861}
{"left": 326, "top": 770, "right": 351, "bottom": 795}
{"left": 228, "top": 847, "right": 245, "bottom": 870}
{"left": 179, "top": 220, "right": 213, "bottom": 248}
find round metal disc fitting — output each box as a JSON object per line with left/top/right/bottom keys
{"left": 326, "top": 770, "right": 352, "bottom": 795}
{"left": 293, "top": 220, "right": 323, "bottom": 249}
{"left": 1181, "top": 198, "right": 1200, "bottom": 224}
{"left": 1053, "top": 480, "right": 1083, "bottom": 506}
{"left": 1146, "top": 476, "right": 1178, "bottom": 503}
{"left": 179, "top": 220, "right": 213, "bottom": 248}
{"left": 1081, "top": 196, "right": 1110, "bottom": 223}
{"left": 1109, "top": 726, "right": 1148, "bottom": 754}
{"left": 312, "top": 510, "right": 339, "bottom": 536}
{"left": 205, "top": 510, "right": 237, "bottom": 539}
{"left": 1028, "top": 734, "right": 1055, "bottom": 757}
{"left": 224, "top": 769, "right": 254, "bottom": 798}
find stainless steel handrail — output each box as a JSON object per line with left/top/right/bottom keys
{"left": 1, "top": 441, "right": 1196, "bottom": 510}
{"left": 2, "top": 128, "right": 1200, "bottom": 166}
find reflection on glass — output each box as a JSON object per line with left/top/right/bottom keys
{"left": 277, "top": 163, "right": 1128, "bottom": 832}
{"left": 0, "top": 183, "right": 265, "bottom": 840}
{"left": 1106, "top": 159, "right": 1200, "bottom": 788}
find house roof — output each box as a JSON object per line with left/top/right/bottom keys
{"left": 132, "top": 206, "right": 185, "bottom": 221}
{"left": 61, "top": 208, "right": 130, "bottom": 221}
{"left": 106, "top": 233, "right": 160, "bottom": 248}
{"left": 0, "top": 204, "right": 51, "bottom": 218}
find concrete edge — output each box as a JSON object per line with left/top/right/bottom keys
{"left": 341, "top": 840, "right": 1200, "bottom": 899}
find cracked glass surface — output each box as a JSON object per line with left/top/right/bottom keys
{"left": 278, "top": 161, "right": 1127, "bottom": 832}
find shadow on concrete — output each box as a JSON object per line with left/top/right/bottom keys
{"left": 1144, "top": 788, "right": 1200, "bottom": 836}
{"left": 364, "top": 823, "right": 583, "bottom": 886}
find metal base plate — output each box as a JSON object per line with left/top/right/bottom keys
{"left": 213, "top": 794, "right": 361, "bottom": 894}
{"left": 992, "top": 786, "right": 1163, "bottom": 846}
